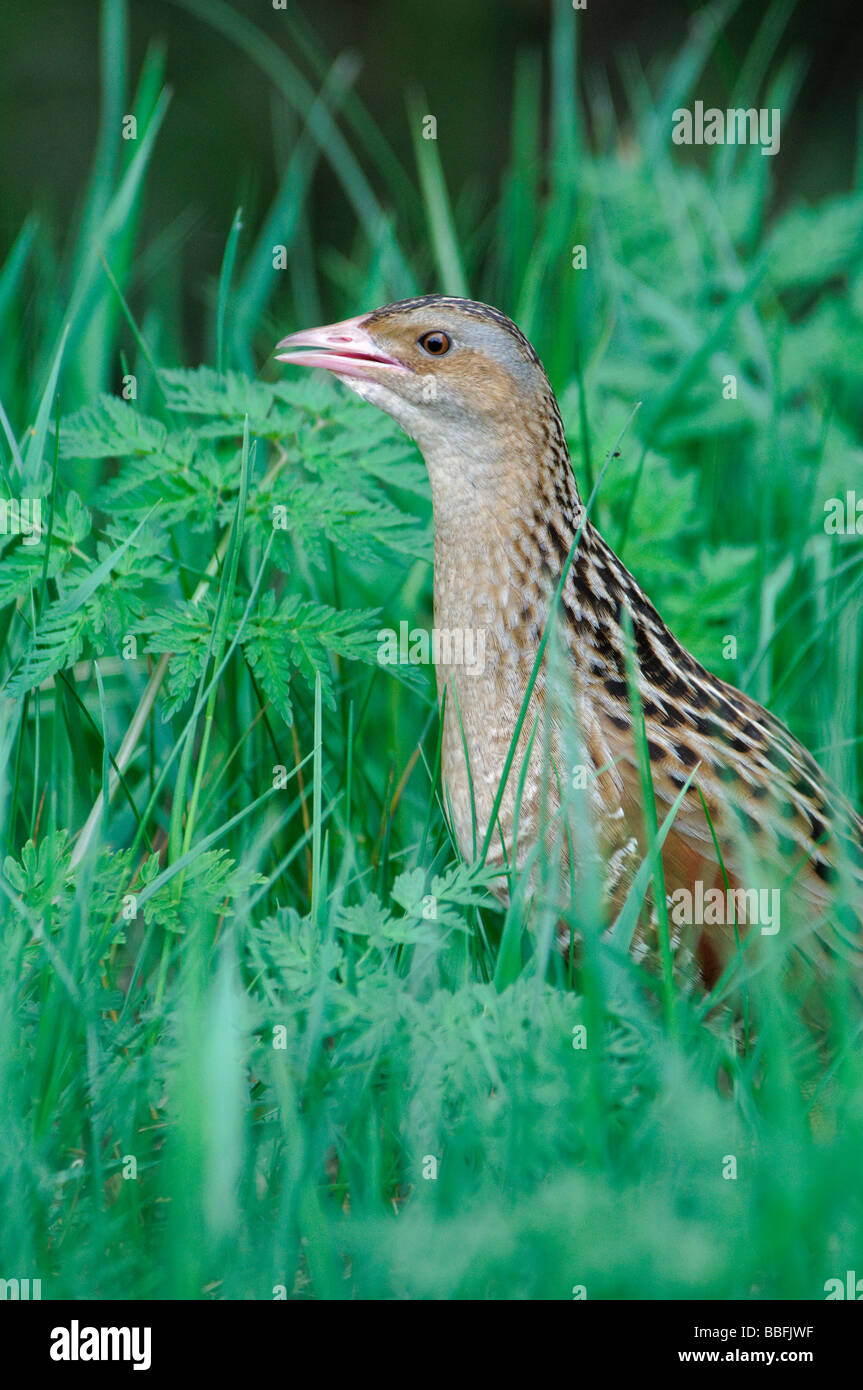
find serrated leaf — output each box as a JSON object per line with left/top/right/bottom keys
{"left": 142, "top": 848, "right": 262, "bottom": 933}
{"left": 0, "top": 544, "right": 64, "bottom": 607}
{"left": 4, "top": 604, "right": 87, "bottom": 697}
{"left": 57, "top": 395, "right": 168, "bottom": 459}
{"left": 244, "top": 591, "right": 383, "bottom": 723}
{"left": 335, "top": 893, "right": 397, "bottom": 940}
{"left": 265, "top": 476, "right": 430, "bottom": 564}
{"left": 160, "top": 366, "right": 275, "bottom": 422}
{"left": 1, "top": 830, "right": 74, "bottom": 910}
{"left": 136, "top": 600, "right": 215, "bottom": 721}
{"left": 391, "top": 867, "right": 428, "bottom": 914}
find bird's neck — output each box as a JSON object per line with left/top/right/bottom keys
{"left": 422, "top": 395, "right": 586, "bottom": 632}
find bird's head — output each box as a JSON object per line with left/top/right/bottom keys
{"left": 275, "top": 295, "right": 553, "bottom": 467}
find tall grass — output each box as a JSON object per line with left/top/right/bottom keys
{"left": 0, "top": 0, "right": 861, "bottom": 1299}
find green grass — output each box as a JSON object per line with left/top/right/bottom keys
{"left": 0, "top": 0, "right": 861, "bottom": 1299}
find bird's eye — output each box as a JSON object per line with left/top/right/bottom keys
{"left": 419, "top": 331, "right": 452, "bottom": 356}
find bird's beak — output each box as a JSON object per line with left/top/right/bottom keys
{"left": 274, "top": 312, "right": 408, "bottom": 382}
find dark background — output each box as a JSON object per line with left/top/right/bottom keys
{"left": 2, "top": 0, "right": 861, "bottom": 270}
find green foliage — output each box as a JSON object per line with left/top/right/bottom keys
{"left": 0, "top": 0, "right": 860, "bottom": 1303}
{"left": 1, "top": 366, "right": 423, "bottom": 724}
{"left": 244, "top": 592, "right": 383, "bottom": 724}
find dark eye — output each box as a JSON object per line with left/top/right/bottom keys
{"left": 419, "top": 331, "right": 451, "bottom": 356}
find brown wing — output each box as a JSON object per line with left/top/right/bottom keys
{"left": 593, "top": 658, "right": 863, "bottom": 984}
{"left": 564, "top": 525, "right": 863, "bottom": 982}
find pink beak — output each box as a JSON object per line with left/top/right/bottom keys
{"left": 274, "top": 312, "right": 408, "bottom": 382}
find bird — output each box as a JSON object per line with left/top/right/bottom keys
{"left": 276, "top": 295, "right": 863, "bottom": 995}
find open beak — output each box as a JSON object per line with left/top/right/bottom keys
{"left": 274, "top": 312, "right": 407, "bottom": 382}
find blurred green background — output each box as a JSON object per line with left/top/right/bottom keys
{"left": 1, "top": 0, "right": 861, "bottom": 368}
{"left": 1, "top": 0, "right": 861, "bottom": 1303}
